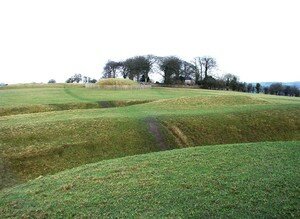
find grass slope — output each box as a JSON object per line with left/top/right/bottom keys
{"left": 1, "top": 141, "right": 299, "bottom": 218}
{"left": 0, "top": 87, "right": 212, "bottom": 108}
{"left": 0, "top": 87, "right": 299, "bottom": 189}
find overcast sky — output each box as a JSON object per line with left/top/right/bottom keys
{"left": 0, "top": 0, "right": 299, "bottom": 84}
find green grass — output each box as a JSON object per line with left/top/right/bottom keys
{"left": 1, "top": 141, "right": 299, "bottom": 218}
{"left": 0, "top": 117, "right": 165, "bottom": 188}
{"left": 0, "top": 87, "right": 217, "bottom": 108}
{"left": 0, "top": 86, "right": 299, "bottom": 189}
{"left": 0, "top": 84, "right": 299, "bottom": 217}
{"left": 0, "top": 83, "right": 85, "bottom": 89}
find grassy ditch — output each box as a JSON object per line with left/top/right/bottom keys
{"left": 1, "top": 108, "right": 299, "bottom": 189}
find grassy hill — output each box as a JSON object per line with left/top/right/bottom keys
{"left": 0, "top": 86, "right": 299, "bottom": 189}
{"left": 1, "top": 141, "right": 299, "bottom": 218}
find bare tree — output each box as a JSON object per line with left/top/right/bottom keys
{"left": 192, "top": 57, "right": 216, "bottom": 83}
{"left": 201, "top": 57, "right": 217, "bottom": 79}
{"left": 192, "top": 57, "right": 204, "bottom": 83}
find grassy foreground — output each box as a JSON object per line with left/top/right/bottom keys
{"left": 1, "top": 141, "right": 299, "bottom": 218}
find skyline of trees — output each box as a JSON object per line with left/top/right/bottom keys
{"left": 100, "top": 54, "right": 299, "bottom": 96}
{"left": 102, "top": 55, "right": 220, "bottom": 86}
{"left": 57, "top": 54, "right": 300, "bottom": 97}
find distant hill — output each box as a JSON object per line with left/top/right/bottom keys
{"left": 251, "top": 81, "right": 300, "bottom": 88}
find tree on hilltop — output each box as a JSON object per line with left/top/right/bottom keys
{"left": 66, "top": 74, "right": 82, "bottom": 83}
{"left": 201, "top": 57, "right": 217, "bottom": 79}
{"left": 158, "top": 56, "right": 183, "bottom": 84}
{"left": 120, "top": 56, "right": 152, "bottom": 81}
{"left": 103, "top": 61, "right": 122, "bottom": 78}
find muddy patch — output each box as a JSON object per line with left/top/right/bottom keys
{"left": 145, "top": 117, "right": 167, "bottom": 150}
{"left": 0, "top": 157, "right": 18, "bottom": 190}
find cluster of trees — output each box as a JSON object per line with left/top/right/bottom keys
{"left": 103, "top": 56, "right": 155, "bottom": 82}
{"left": 102, "top": 55, "right": 218, "bottom": 85}
{"left": 102, "top": 55, "right": 251, "bottom": 91}
{"left": 102, "top": 55, "right": 299, "bottom": 97}
{"left": 198, "top": 74, "right": 262, "bottom": 93}
{"left": 65, "top": 74, "right": 97, "bottom": 83}
{"left": 102, "top": 55, "right": 255, "bottom": 91}
{"left": 263, "top": 83, "right": 299, "bottom": 96}
{"left": 48, "top": 79, "right": 56, "bottom": 83}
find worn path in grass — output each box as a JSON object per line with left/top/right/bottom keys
{"left": 146, "top": 117, "right": 167, "bottom": 150}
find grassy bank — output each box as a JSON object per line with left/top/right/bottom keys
{"left": 1, "top": 141, "right": 299, "bottom": 218}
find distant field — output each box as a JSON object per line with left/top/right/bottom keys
{"left": 1, "top": 141, "right": 299, "bottom": 218}
{"left": 0, "top": 86, "right": 299, "bottom": 189}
